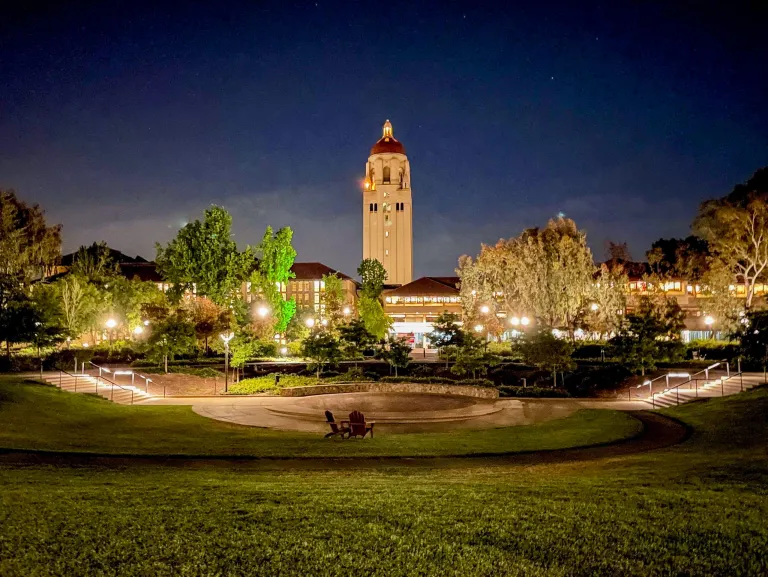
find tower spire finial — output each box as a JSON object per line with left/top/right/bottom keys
{"left": 382, "top": 119, "right": 393, "bottom": 138}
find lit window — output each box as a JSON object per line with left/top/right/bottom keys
{"left": 385, "top": 249, "right": 389, "bottom": 256}
{"left": 385, "top": 231, "right": 389, "bottom": 237}
{"left": 314, "top": 281, "right": 320, "bottom": 291}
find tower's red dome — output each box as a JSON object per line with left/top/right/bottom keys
{"left": 369, "top": 120, "right": 406, "bottom": 155}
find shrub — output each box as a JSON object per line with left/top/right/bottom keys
{"left": 572, "top": 342, "right": 612, "bottom": 360}
{"left": 227, "top": 374, "right": 318, "bottom": 394}
{"left": 563, "top": 365, "right": 632, "bottom": 397}
{"left": 498, "top": 386, "right": 570, "bottom": 398}
{"left": 685, "top": 340, "right": 739, "bottom": 361}
{"left": 323, "top": 367, "right": 374, "bottom": 383}
{"left": 379, "top": 376, "right": 495, "bottom": 388}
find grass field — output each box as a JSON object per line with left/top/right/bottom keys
{"left": 0, "top": 378, "right": 767, "bottom": 576}
{"left": 0, "top": 378, "right": 640, "bottom": 457}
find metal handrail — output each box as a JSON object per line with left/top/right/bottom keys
{"left": 87, "top": 361, "right": 136, "bottom": 404}
{"left": 53, "top": 366, "right": 91, "bottom": 393}
{"left": 649, "top": 361, "right": 744, "bottom": 408}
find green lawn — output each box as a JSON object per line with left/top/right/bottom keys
{"left": 0, "top": 379, "right": 767, "bottom": 575}
{"left": 0, "top": 377, "right": 640, "bottom": 457}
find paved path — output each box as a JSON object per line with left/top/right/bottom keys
{"left": 144, "top": 393, "right": 650, "bottom": 433}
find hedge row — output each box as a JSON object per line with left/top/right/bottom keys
{"left": 498, "top": 386, "right": 570, "bottom": 398}
{"left": 379, "top": 376, "right": 495, "bottom": 388}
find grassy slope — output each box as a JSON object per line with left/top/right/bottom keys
{"left": 0, "top": 378, "right": 640, "bottom": 457}
{"left": 0, "top": 382, "right": 766, "bottom": 575}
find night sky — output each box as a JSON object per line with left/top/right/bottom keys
{"left": 2, "top": 1, "right": 766, "bottom": 277}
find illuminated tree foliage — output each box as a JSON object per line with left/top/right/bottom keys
{"left": 458, "top": 217, "right": 600, "bottom": 334}
{"left": 0, "top": 189, "right": 61, "bottom": 284}
{"left": 356, "top": 258, "right": 390, "bottom": 339}
{"left": 156, "top": 206, "right": 254, "bottom": 306}
{"left": 320, "top": 273, "right": 345, "bottom": 329}
{"left": 519, "top": 328, "right": 576, "bottom": 386}
{"left": 250, "top": 226, "right": 297, "bottom": 334}
{"left": 694, "top": 168, "right": 768, "bottom": 309}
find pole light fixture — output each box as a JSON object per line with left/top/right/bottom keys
{"left": 220, "top": 332, "right": 235, "bottom": 393}
{"left": 343, "top": 306, "right": 351, "bottom": 315}
{"left": 521, "top": 317, "right": 530, "bottom": 326}
{"left": 306, "top": 318, "right": 315, "bottom": 328}
{"left": 257, "top": 305, "right": 270, "bottom": 318}
{"left": 480, "top": 305, "right": 490, "bottom": 314}
{"left": 474, "top": 324, "right": 484, "bottom": 333}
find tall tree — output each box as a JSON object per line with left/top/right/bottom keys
{"left": 301, "top": 330, "right": 342, "bottom": 378}
{"left": 458, "top": 217, "right": 596, "bottom": 334}
{"left": 156, "top": 206, "right": 254, "bottom": 306}
{"left": 519, "top": 328, "right": 576, "bottom": 386}
{"left": 694, "top": 168, "right": 768, "bottom": 309}
{"left": 0, "top": 190, "right": 61, "bottom": 283}
{"left": 55, "top": 275, "right": 105, "bottom": 338}
{"left": 320, "top": 273, "right": 345, "bottom": 329}
{"left": 185, "top": 296, "right": 232, "bottom": 352}
{"left": 586, "top": 264, "right": 628, "bottom": 338}
{"left": 147, "top": 312, "right": 197, "bottom": 371}
{"left": 606, "top": 241, "right": 632, "bottom": 262}
{"left": 611, "top": 296, "right": 686, "bottom": 375}
{"left": 380, "top": 336, "right": 412, "bottom": 376}
{"left": 338, "top": 319, "right": 378, "bottom": 363}
{"left": 69, "top": 242, "right": 118, "bottom": 284}
{"left": 646, "top": 236, "right": 709, "bottom": 281}
{"left": 0, "top": 275, "right": 37, "bottom": 357}
{"left": 357, "top": 258, "right": 387, "bottom": 299}
{"left": 356, "top": 258, "right": 390, "bottom": 339}
{"left": 249, "top": 226, "right": 297, "bottom": 334}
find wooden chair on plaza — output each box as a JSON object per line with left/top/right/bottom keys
{"left": 347, "top": 410, "right": 375, "bottom": 439}
{"left": 324, "top": 410, "right": 350, "bottom": 438}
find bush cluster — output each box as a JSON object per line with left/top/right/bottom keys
{"left": 228, "top": 374, "right": 319, "bottom": 394}
{"left": 379, "top": 376, "right": 495, "bottom": 388}
{"left": 498, "top": 386, "right": 570, "bottom": 398}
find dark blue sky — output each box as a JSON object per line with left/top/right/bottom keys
{"left": 2, "top": 1, "right": 766, "bottom": 276}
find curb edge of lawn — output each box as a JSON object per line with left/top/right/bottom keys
{"left": 0, "top": 411, "right": 691, "bottom": 464}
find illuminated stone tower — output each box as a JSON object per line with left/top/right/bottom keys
{"left": 362, "top": 120, "right": 413, "bottom": 285}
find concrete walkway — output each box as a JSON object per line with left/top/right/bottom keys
{"left": 145, "top": 393, "right": 649, "bottom": 433}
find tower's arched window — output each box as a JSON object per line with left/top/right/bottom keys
{"left": 383, "top": 166, "right": 390, "bottom": 183}
{"left": 374, "top": 203, "right": 378, "bottom": 212}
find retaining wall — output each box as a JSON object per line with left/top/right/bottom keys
{"left": 279, "top": 382, "right": 499, "bottom": 399}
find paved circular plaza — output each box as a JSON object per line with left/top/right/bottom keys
{"left": 182, "top": 392, "right": 647, "bottom": 433}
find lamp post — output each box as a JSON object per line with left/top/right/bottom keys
{"left": 704, "top": 315, "right": 715, "bottom": 340}
{"left": 105, "top": 318, "right": 117, "bottom": 347}
{"left": 220, "top": 332, "right": 234, "bottom": 392}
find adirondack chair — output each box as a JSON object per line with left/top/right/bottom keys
{"left": 347, "top": 410, "right": 375, "bottom": 439}
{"left": 324, "top": 410, "right": 349, "bottom": 438}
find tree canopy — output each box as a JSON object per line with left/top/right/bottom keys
{"left": 249, "top": 225, "right": 297, "bottom": 334}
{"left": 0, "top": 189, "right": 61, "bottom": 284}
{"left": 156, "top": 206, "right": 254, "bottom": 306}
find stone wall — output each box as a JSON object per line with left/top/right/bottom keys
{"left": 280, "top": 382, "right": 499, "bottom": 399}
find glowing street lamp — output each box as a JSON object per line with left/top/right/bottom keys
{"left": 220, "top": 332, "right": 235, "bottom": 392}
{"left": 590, "top": 303, "right": 599, "bottom": 312}
{"left": 280, "top": 346, "right": 288, "bottom": 356}
{"left": 704, "top": 315, "right": 715, "bottom": 340}
{"left": 306, "top": 318, "right": 316, "bottom": 328}
{"left": 321, "top": 319, "right": 328, "bottom": 326}
{"left": 474, "top": 324, "right": 484, "bottom": 333}
{"left": 480, "top": 305, "right": 490, "bottom": 314}
{"left": 105, "top": 318, "right": 117, "bottom": 346}
{"left": 521, "top": 316, "right": 530, "bottom": 326}
{"left": 343, "top": 306, "right": 351, "bottom": 316}
{"left": 143, "top": 319, "right": 150, "bottom": 326}
{"left": 133, "top": 326, "right": 144, "bottom": 335}
{"left": 257, "top": 305, "right": 270, "bottom": 318}
{"left": 510, "top": 316, "right": 520, "bottom": 326}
